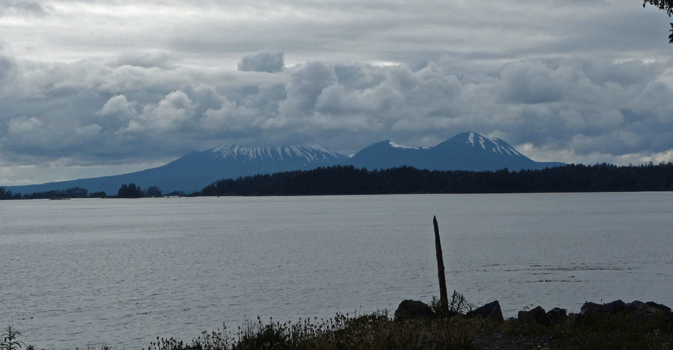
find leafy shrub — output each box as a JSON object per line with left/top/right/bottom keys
{"left": 431, "top": 290, "right": 475, "bottom": 315}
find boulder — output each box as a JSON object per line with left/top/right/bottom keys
{"left": 579, "top": 302, "right": 603, "bottom": 318}
{"left": 518, "top": 306, "right": 547, "bottom": 325}
{"left": 546, "top": 308, "right": 568, "bottom": 325}
{"left": 580, "top": 300, "right": 672, "bottom": 323}
{"left": 626, "top": 300, "right": 646, "bottom": 314}
{"left": 627, "top": 300, "right": 673, "bottom": 321}
{"left": 603, "top": 300, "right": 627, "bottom": 313}
{"left": 646, "top": 301, "right": 672, "bottom": 314}
{"left": 394, "top": 300, "right": 435, "bottom": 321}
{"left": 518, "top": 306, "right": 568, "bottom": 326}
{"left": 580, "top": 300, "right": 626, "bottom": 318}
{"left": 467, "top": 300, "right": 504, "bottom": 323}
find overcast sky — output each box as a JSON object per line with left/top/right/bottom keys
{"left": 1, "top": 0, "right": 673, "bottom": 185}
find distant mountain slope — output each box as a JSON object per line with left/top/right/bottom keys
{"left": 346, "top": 132, "right": 564, "bottom": 171}
{"left": 4, "top": 144, "right": 349, "bottom": 195}
{"left": 3, "top": 132, "right": 564, "bottom": 195}
{"left": 344, "top": 140, "right": 429, "bottom": 170}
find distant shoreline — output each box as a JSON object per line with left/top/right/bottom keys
{"left": 3, "top": 162, "right": 673, "bottom": 200}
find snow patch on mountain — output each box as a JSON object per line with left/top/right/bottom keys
{"left": 210, "top": 144, "right": 346, "bottom": 163}
{"left": 388, "top": 141, "right": 416, "bottom": 149}
{"left": 461, "top": 132, "right": 525, "bottom": 158}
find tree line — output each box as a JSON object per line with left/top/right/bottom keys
{"left": 2, "top": 162, "right": 673, "bottom": 200}
{"left": 199, "top": 162, "right": 673, "bottom": 196}
{"left": 116, "top": 183, "right": 163, "bottom": 198}
{"left": 0, "top": 186, "right": 94, "bottom": 200}
{"left": 0, "top": 183, "right": 163, "bottom": 200}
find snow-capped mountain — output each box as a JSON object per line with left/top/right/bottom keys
{"left": 344, "top": 140, "right": 430, "bottom": 170}
{"left": 3, "top": 132, "right": 564, "bottom": 195}
{"left": 346, "top": 132, "right": 564, "bottom": 171}
{"left": 4, "top": 144, "right": 349, "bottom": 195}
{"left": 163, "top": 144, "right": 349, "bottom": 188}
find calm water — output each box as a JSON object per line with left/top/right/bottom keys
{"left": 1, "top": 193, "right": 672, "bottom": 349}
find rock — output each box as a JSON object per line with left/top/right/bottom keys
{"left": 518, "top": 306, "right": 547, "bottom": 325}
{"left": 625, "top": 300, "right": 646, "bottom": 313}
{"left": 580, "top": 300, "right": 626, "bottom": 317}
{"left": 546, "top": 308, "right": 568, "bottom": 325}
{"left": 646, "top": 301, "right": 672, "bottom": 314}
{"left": 603, "top": 300, "right": 627, "bottom": 313}
{"left": 579, "top": 302, "right": 603, "bottom": 318}
{"left": 627, "top": 300, "right": 673, "bottom": 321}
{"left": 580, "top": 300, "right": 672, "bottom": 323}
{"left": 394, "top": 300, "right": 435, "bottom": 321}
{"left": 467, "top": 300, "right": 504, "bottom": 323}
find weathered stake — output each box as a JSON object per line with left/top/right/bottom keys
{"left": 433, "top": 216, "right": 449, "bottom": 311}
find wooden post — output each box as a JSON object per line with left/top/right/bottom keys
{"left": 433, "top": 216, "right": 448, "bottom": 311}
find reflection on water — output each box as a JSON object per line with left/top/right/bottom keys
{"left": 1, "top": 193, "right": 671, "bottom": 349}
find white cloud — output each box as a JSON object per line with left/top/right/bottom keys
{"left": 119, "top": 90, "right": 199, "bottom": 133}
{"left": 201, "top": 99, "right": 262, "bottom": 133}
{"left": 98, "top": 95, "right": 138, "bottom": 118}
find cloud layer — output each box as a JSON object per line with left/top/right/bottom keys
{"left": 238, "top": 52, "right": 285, "bottom": 73}
{"left": 1, "top": 0, "right": 673, "bottom": 185}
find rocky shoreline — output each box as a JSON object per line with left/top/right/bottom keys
{"left": 394, "top": 299, "right": 672, "bottom": 349}
{"left": 395, "top": 298, "right": 673, "bottom": 325}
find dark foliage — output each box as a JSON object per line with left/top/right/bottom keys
{"left": 200, "top": 162, "right": 673, "bottom": 196}
{"left": 0, "top": 187, "right": 13, "bottom": 200}
{"left": 644, "top": 0, "right": 673, "bottom": 16}
{"left": 165, "top": 190, "right": 187, "bottom": 197}
{"left": 117, "top": 183, "right": 143, "bottom": 198}
{"left": 0, "top": 186, "right": 89, "bottom": 200}
{"left": 145, "top": 186, "right": 163, "bottom": 198}
{"left": 116, "top": 183, "right": 164, "bottom": 198}
{"left": 643, "top": 0, "right": 673, "bottom": 42}
{"left": 89, "top": 191, "right": 107, "bottom": 198}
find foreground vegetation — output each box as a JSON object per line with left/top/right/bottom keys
{"left": 5, "top": 308, "right": 670, "bottom": 350}
{"left": 146, "top": 309, "right": 673, "bottom": 350}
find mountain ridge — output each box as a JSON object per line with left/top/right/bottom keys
{"left": 346, "top": 132, "right": 563, "bottom": 172}
{"left": 2, "top": 132, "right": 565, "bottom": 195}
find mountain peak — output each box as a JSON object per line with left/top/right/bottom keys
{"left": 443, "top": 132, "right": 524, "bottom": 157}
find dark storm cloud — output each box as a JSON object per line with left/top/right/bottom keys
{"left": 0, "top": 54, "right": 17, "bottom": 86}
{"left": 2, "top": 52, "right": 673, "bottom": 174}
{"left": 6, "top": 0, "right": 669, "bottom": 69}
{"left": 238, "top": 52, "right": 284, "bottom": 73}
{"left": 0, "top": 0, "right": 48, "bottom": 17}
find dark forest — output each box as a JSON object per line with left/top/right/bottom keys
{"left": 199, "top": 162, "right": 673, "bottom": 196}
